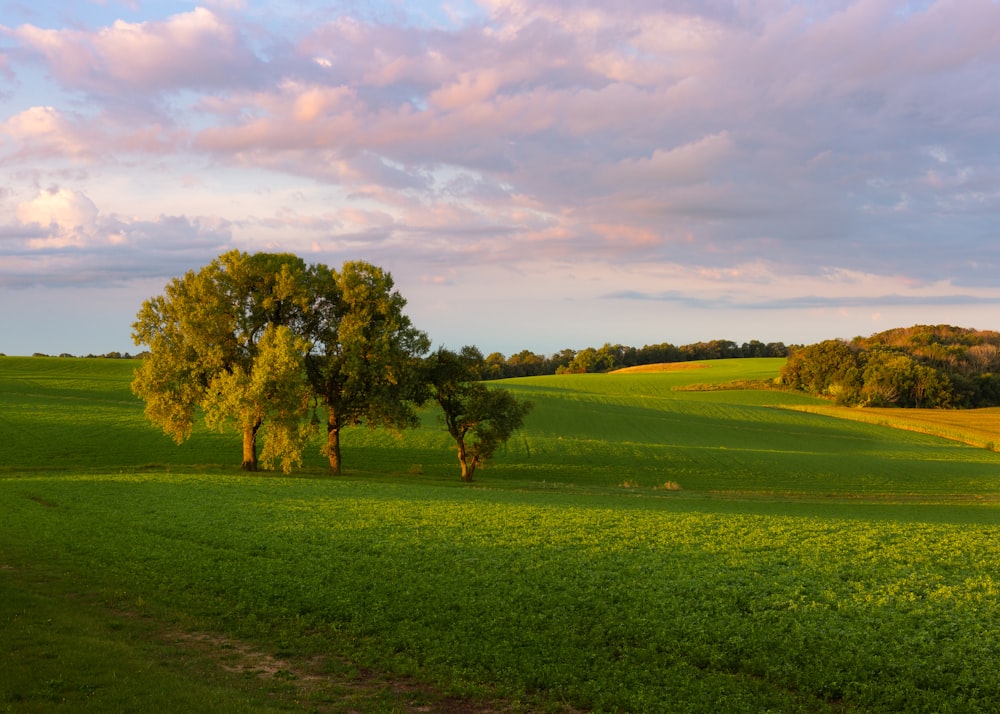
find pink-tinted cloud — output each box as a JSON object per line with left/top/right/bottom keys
{"left": 1, "top": 103, "right": 184, "bottom": 160}
{"left": 9, "top": 7, "right": 263, "bottom": 94}
{"left": 2, "top": 1, "right": 1000, "bottom": 354}
{"left": 3, "top": 106, "right": 90, "bottom": 159}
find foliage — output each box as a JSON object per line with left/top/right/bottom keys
{"left": 477, "top": 341, "right": 791, "bottom": 379}
{"left": 305, "top": 261, "right": 430, "bottom": 474}
{"left": 201, "top": 325, "right": 314, "bottom": 473}
{"left": 852, "top": 323, "right": 1000, "bottom": 358}
{"left": 426, "top": 346, "right": 533, "bottom": 481}
{"left": 859, "top": 347, "right": 951, "bottom": 408}
{"left": 132, "top": 251, "right": 316, "bottom": 470}
{"left": 781, "top": 325, "right": 1000, "bottom": 408}
{"left": 132, "top": 251, "right": 429, "bottom": 474}
{"left": 559, "top": 343, "right": 623, "bottom": 373}
{"left": 778, "top": 339, "right": 860, "bottom": 402}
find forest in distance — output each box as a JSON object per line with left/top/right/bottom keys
{"left": 462, "top": 324, "right": 1000, "bottom": 412}
{"left": 780, "top": 324, "right": 1000, "bottom": 409}
{"left": 11, "top": 324, "right": 1000, "bottom": 410}
{"left": 11, "top": 336, "right": 791, "bottom": 375}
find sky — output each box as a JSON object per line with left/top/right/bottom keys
{"left": 1, "top": 0, "right": 999, "bottom": 357}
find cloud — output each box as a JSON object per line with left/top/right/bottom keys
{"left": 607, "top": 289, "right": 1000, "bottom": 311}
{"left": 0, "top": 186, "right": 233, "bottom": 287}
{"left": 3, "top": 106, "right": 91, "bottom": 159}
{"left": 603, "top": 132, "right": 736, "bottom": 192}
{"left": 9, "top": 8, "right": 265, "bottom": 95}
{"left": 16, "top": 186, "right": 99, "bottom": 247}
{"left": 2, "top": 104, "right": 185, "bottom": 164}
{"left": 1, "top": 0, "right": 1000, "bottom": 352}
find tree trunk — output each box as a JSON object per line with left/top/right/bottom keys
{"left": 456, "top": 436, "right": 474, "bottom": 482}
{"left": 327, "top": 419, "right": 342, "bottom": 475}
{"left": 242, "top": 421, "right": 260, "bottom": 471}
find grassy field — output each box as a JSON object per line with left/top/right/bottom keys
{"left": 2, "top": 356, "right": 1000, "bottom": 712}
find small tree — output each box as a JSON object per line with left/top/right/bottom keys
{"left": 427, "top": 346, "right": 533, "bottom": 482}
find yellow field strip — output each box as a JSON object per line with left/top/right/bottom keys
{"left": 783, "top": 404, "right": 1000, "bottom": 450}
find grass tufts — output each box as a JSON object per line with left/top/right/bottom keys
{"left": 654, "top": 480, "right": 683, "bottom": 491}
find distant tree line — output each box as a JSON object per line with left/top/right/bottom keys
{"left": 779, "top": 325, "right": 1000, "bottom": 408}
{"left": 26, "top": 339, "right": 790, "bottom": 375}
{"left": 482, "top": 340, "right": 790, "bottom": 379}
{"left": 26, "top": 352, "right": 141, "bottom": 359}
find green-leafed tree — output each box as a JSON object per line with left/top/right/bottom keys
{"left": 483, "top": 352, "right": 507, "bottom": 380}
{"left": 202, "top": 324, "right": 314, "bottom": 472}
{"left": 132, "top": 251, "right": 315, "bottom": 472}
{"left": 860, "top": 348, "right": 953, "bottom": 408}
{"left": 779, "top": 339, "right": 861, "bottom": 403}
{"left": 561, "top": 346, "right": 599, "bottom": 374}
{"left": 427, "top": 346, "right": 533, "bottom": 482}
{"left": 305, "top": 261, "right": 430, "bottom": 474}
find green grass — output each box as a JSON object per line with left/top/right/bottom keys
{"left": 3, "top": 356, "right": 1000, "bottom": 712}
{"left": 1, "top": 560, "right": 300, "bottom": 713}
{"left": 0, "top": 357, "right": 235, "bottom": 471}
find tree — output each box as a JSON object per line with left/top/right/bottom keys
{"left": 561, "top": 346, "right": 600, "bottom": 374}
{"left": 202, "top": 324, "right": 313, "bottom": 472}
{"left": 305, "top": 261, "right": 430, "bottom": 474}
{"left": 483, "top": 351, "right": 507, "bottom": 380}
{"left": 132, "top": 251, "right": 315, "bottom": 471}
{"left": 426, "top": 346, "right": 533, "bottom": 482}
{"left": 507, "top": 349, "right": 547, "bottom": 377}
{"left": 860, "top": 349, "right": 914, "bottom": 407}
{"left": 860, "top": 348, "right": 952, "bottom": 408}
{"left": 548, "top": 348, "right": 578, "bottom": 373}
{"left": 779, "top": 340, "right": 861, "bottom": 402}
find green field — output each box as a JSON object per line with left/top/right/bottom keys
{"left": 2, "top": 356, "right": 999, "bottom": 712}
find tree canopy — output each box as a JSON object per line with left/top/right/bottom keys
{"left": 779, "top": 325, "right": 1000, "bottom": 408}
{"left": 478, "top": 339, "right": 790, "bottom": 379}
{"left": 132, "top": 251, "right": 429, "bottom": 473}
{"left": 426, "top": 346, "right": 533, "bottom": 482}
{"left": 305, "top": 261, "right": 430, "bottom": 474}
{"left": 132, "top": 251, "right": 315, "bottom": 471}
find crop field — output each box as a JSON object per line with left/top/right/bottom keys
{"left": 2, "top": 356, "right": 1000, "bottom": 712}
{"left": 786, "top": 403, "right": 1000, "bottom": 453}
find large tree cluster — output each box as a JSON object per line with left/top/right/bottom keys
{"left": 132, "top": 251, "right": 530, "bottom": 479}
{"left": 779, "top": 325, "right": 1000, "bottom": 408}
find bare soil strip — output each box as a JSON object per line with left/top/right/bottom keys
{"left": 158, "top": 624, "right": 572, "bottom": 713}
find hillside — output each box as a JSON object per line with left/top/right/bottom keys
{"left": 4, "top": 355, "right": 1000, "bottom": 501}
{"left": 3, "top": 356, "right": 1000, "bottom": 713}
{"left": 610, "top": 361, "right": 710, "bottom": 374}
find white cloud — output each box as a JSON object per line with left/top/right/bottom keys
{"left": 3, "top": 106, "right": 89, "bottom": 158}
{"left": 10, "top": 7, "right": 262, "bottom": 94}
{"left": 17, "top": 187, "right": 98, "bottom": 247}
